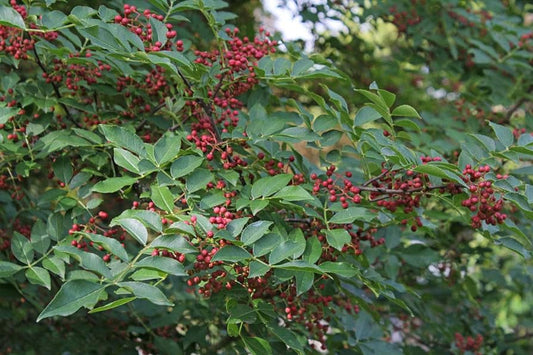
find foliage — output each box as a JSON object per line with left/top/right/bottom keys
{"left": 0, "top": 0, "right": 532, "bottom": 354}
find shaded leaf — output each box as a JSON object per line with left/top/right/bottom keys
{"left": 37, "top": 280, "right": 107, "bottom": 321}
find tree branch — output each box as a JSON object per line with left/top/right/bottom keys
{"left": 32, "top": 45, "right": 81, "bottom": 128}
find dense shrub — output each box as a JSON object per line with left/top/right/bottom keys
{"left": 0, "top": 0, "right": 531, "bottom": 354}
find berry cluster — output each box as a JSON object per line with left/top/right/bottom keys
{"left": 311, "top": 166, "right": 362, "bottom": 208}
{"left": 461, "top": 165, "right": 506, "bottom": 228}
{"left": 455, "top": 333, "right": 483, "bottom": 354}
{"left": 189, "top": 27, "right": 276, "bottom": 134}
{"left": 43, "top": 53, "right": 111, "bottom": 95}
{"left": 116, "top": 66, "right": 171, "bottom": 119}
{"left": 114, "top": 4, "right": 183, "bottom": 52}
{"left": 0, "top": 1, "right": 57, "bottom": 59}
{"left": 389, "top": 5, "right": 421, "bottom": 33}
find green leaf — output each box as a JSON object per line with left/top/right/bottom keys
{"left": 402, "top": 244, "right": 440, "bottom": 267}
{"left": 268, "top": 324, "right": 304, "bottom": 354}
{"left": 356, "top": 89, "right": 387, "bottom": 111}
{"left": 354, "top": 106, "right": 382, "bottom": 126}
{"left": 488, "top": 121, "right": 514, "bottom": 148}
{"left": 392, "top": 105, "right": 421, "bottom": 118}
{"left": 89, "top": 297, "right": 136, "bottom": 313}
{"left": 394, "top": 118, "right": 421, "bottom": 132}
{"left": 275, "top": 260, "right": 322, "bottom": 273}
{"left": 135, "top": 256, "right": 186, "bottom": 276}
{"left": 368, "top": 103, "right": 392, "bottom": 125}
{"left": 250, "top": 199, "right": 269, "bottom": 215}
{"left": 470, "top": 134, "right": 496, "bottom": 152}
{"left": 25, "top": 267, "right": 51, "bottom": 290}
{"left": 99, "top": 125, "right": 146, "bottom": 156}
{"left": 52, "top": 156, "right": 73, "bottom": 183}
{"left": 92, "top": 177, "right": 138, "bottom": 193}
{"left": 294, "top": 271, "right": 314, "bottom": 295}
{"left": 269, "top": 240, "right": 305, "bottom": 265}
{"left": 42, "top": 256, "right": 66, "bottom": 279}
{"left": 378, "top": 90, "right": 396, "bottom": 108}
{"left": 0, "top": 6, "right": 26, "bottom": 29}
{"left": 414, "top": 164, "right": 463, "bottom": 183}
{"left": 154, "top": 134, "right": 181, "bottom": 165}
{"left": 212, "top": 245, "right": 252, "bottom": 262}
{"left": 151, "top": 185, "right": 175, "bottom": 213}
{"left": 0, "top": 261, "right": 23, "bottom": 278}
{"left": 506, "top": 192, "right": 533, "bottom": 212}
{"left": 251, "top": 174, "right": 292, "bottom": 199}
{"left": 248, "top": 261, "right": 270, "bottom": 278}
{"left": 0, "top": 107, "right": 18, "bottom": 125}
{"left": 37, "top": 280, "right": 107, "bottom": 322}
{"left": 227, "top": 323, "right": 240, "bottom": 337}
{"left": 253, "top": 233, "right": 282, "bottom": 257}
{"left": 495, "top": 237, "right": 530, "bottom": 259}
{"left": 54, "top": 246, "right": 112, "bottom": 278}
{"left": 242, "top": 336, "right": 272, "bottom": 355}
{"left": 11, "top": 232, "right": 34, "bottom": 264}
{"left": 329, "top": 207, "right": 375, "bottom": 224}
{"left": 272, "top": 185, "right": 314, "bottom": 201}
{"left": 83, "top": 233, "right": 129, "bottom": 262}
{"left": 241, "top": 221, "right": 273, "bottom": 246}
{"left": 151, "top": 234, "right": 197, "bottom": 254}
{"left": 148, "top": 17, "right": 168, "bottom": 45}
{"left": 110, "top": 218, "right": 148, "bottom": 245}
{"left": 116, "top": 209, "right": 163, "bottom": 233}
{"left": 226, "top": 218, "right": 250, "bottom": 239}
{"left": 325, "top": 229, "right": 350, "bottom": 251}
{"left": 320, "top": 261, "right": 358, "bottom": 278}
{"left": 303, "top": 236, "right": 322, "bottom": 264}
{"left": 113, "top": 148, "right": 140, "bottom": 174}
{"left": 117, "top": 281, "right": 173, "bottom": 306}
{"left": 170, "top": 155, "right": 204, "bottom": 178}
{"left": 186, "top": 168, "right": 213, "bottom": 193}
{"left": 227, "top": 302, "right": 257, "bottom": 323}
{"left": 31, "top": 219, "right": 50, "bottom": 254}
{"left": 130, "top": 268, "right": 166, "bottom": 281}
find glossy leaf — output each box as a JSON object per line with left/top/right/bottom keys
{"left": 37, "top": 280, "right": 107, "bottom": 322}
{"left": 117, "top": 281, "right": 173, "bottom": 306}
{"left": 135, "top": 256, "right": 187, "bottom": 276}
{"left": 241, "top": 221, "right": 273, "bottom": 246}
{"left": 110, "top": 218, "right": 148, "bottom": 245}
{"left": 212, "top": 245, "right": 252, "bottom": 262}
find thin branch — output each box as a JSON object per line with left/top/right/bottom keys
{"left": 363, "top": 168, "right": 390, "bottom": 186}
{"left": 505, "top": 97, "right": 527, "bottom": 121}
{"left": 358, "top": 183, "right": 459, "bottom": 195}
{"left": 135, "top": 98, "right": 170, "bottom": 131}
{"left": 32, "top": 45, "right": 81, "bottom": 128}
{"left": 177, "top": 69, "right": 221, "bottom": 140}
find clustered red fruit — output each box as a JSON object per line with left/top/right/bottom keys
{"left": 43, "top": 52, "right": 112, "bottom": 94}
{"left": 311, "top": 166, "right": 362, "bottom": 208}
{"left": 116, "top": 66, "right": 171, "bottom": 119}
{"left": 188, "top": 27, "right": 276, "bottom": 135}
{"left": 461, "top": 164, "right": 506, "bottom": 228}
{"left": 0, "top": 219, "right": 31, "bottom": 257}
{"left": 114, "top": 4, "right": 183, "bottom": 52}
{"left": 0, "top": 173, "right": 24, "bottom": 200}
{"left": 455, "top": 333, "right": 483, "bottom": 354}
{"left": 389, "top": 4, "right": 422, "bottom": 33}
{"left": 0, "top": 1, "right": 58, "bottom": 59}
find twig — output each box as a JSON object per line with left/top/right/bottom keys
{"left": 32, "top": 45, "right": 82, "bottom": 128}
{"left": 363, "top": 168, "right": 390, "bottom": 186}
{"left": 357, "top": 184, "right": 458, "bottom": 195}
{"left": 505, "top": 97, "right": 526, "bottom": 121}
{"left": 177, "top": 69, "right": 221, "bottom": 140}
